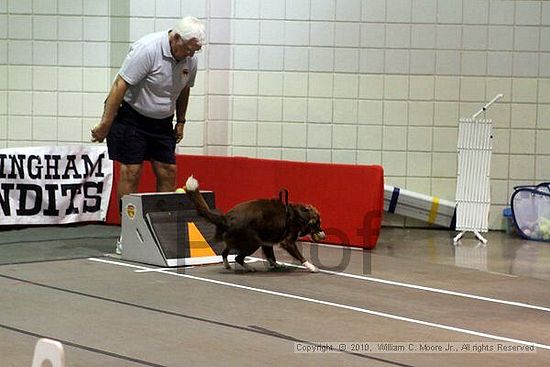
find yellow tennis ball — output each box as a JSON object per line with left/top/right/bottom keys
{"left": 175, "top": 187, "right": 185, "bottom": 193}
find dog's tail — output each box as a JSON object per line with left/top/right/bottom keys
{"left": 185, "top": 176, "right": 227, "bottom": 229}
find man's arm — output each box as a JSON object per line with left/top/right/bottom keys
{"left": 174, "top": 86, "right": 191, "bottom": 144}
{"left": 91, "top": 75, "right": 130, "bottom": 143}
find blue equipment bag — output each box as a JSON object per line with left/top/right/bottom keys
{"left": 511, "top": 182, "right": 550, "bottom": 242}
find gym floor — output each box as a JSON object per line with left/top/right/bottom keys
{"left": 1, "top": 225, "right": 549, "bottom": 366}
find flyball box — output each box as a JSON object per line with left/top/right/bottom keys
{"left": 121, "top": 191, "right": 231, "bottom": 267}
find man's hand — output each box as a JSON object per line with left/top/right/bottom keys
{"left": 174, "top": 123, "right": 185, "bottom": 143}
{"left": 91, "top": 122, "right": 110, "bottom": 143}
{"left": 92, "top": 75, "right": 130, "bottom": 143}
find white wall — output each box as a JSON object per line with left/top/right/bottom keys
{"left": 1, "top": 0, "right": 114, "bottom": 147}
{"left": 1, "top": 0, "right": 549, "bottom": 229}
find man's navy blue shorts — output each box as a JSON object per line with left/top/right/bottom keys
{"left": 107, "top": 101, "right": 176, "bottom": 165}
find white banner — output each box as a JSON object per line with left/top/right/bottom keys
{"left": 0, "top": 145, "right": 113, "bottom": 225}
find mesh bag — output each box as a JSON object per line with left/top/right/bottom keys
{"left": 511, "top": 183, "right": 550, "bottom": 242}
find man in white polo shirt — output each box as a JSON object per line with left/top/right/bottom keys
{"left": 91, "top": 16, "right": 205, "bottom": 254}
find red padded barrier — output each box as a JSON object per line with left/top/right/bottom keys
{"left": 106, "top": 155, "right": 384, "bottom": 249}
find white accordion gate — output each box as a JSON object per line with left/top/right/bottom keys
{"left": 453, "top": 94, "right": 503, "bottom": 244}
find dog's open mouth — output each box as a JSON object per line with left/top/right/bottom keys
{"left": 311, "top": 231, "right": 326, "bottom": 242}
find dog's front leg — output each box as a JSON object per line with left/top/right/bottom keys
{"left": 261, "top": 246, "right": 280, "bottom": 268}
{"left": 280, "top": 239, "right": 318, "bottom": 273}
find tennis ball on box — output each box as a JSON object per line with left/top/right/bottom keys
{"left": 175, "top": 187, "right": 185, "bottom": 193}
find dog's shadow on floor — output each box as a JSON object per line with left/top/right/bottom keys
{"left": 220, "top": 264, "right": 312, "bottom": 277}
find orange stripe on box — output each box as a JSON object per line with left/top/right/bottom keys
{"left": 187, "top": 222, "right": 217, "bottom": 257}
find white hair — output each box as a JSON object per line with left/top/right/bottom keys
{"left": 173, "top": 16, "right": 206, "bottom": 46}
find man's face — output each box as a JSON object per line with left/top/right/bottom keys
{"left": 172, "top": 34, "right": 202, "bottom": 61}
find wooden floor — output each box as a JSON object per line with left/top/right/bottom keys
{"left": 1, "top": 225, "right": 549, "bottom": 366}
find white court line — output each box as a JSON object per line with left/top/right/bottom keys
{"left": 246, "top": 256, "right": 550, "bottom": 314}
{"left": 486, "top": 270, "right": 518, "bottom": 278}
{"left": 309, "top": 242, "right": 519, "bottom": 278}
{"left": 134, "top": 267, "right": 193, "bottom": 273}
{"left": 88, "top": 257, "right": 550, "bottom": 351}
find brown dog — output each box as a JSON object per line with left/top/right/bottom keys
{"left": 185, "top": 176, "right": 325, "bottom": 272}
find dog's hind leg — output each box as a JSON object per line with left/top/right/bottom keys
{"left": 261, "top": 246, "right": 279, "bottom": 268}
{"left": 221, "top": 247, "right": 231, "bottom": 269}
{"left": 234, "top": 245, "right": 259, "bottom": 272}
